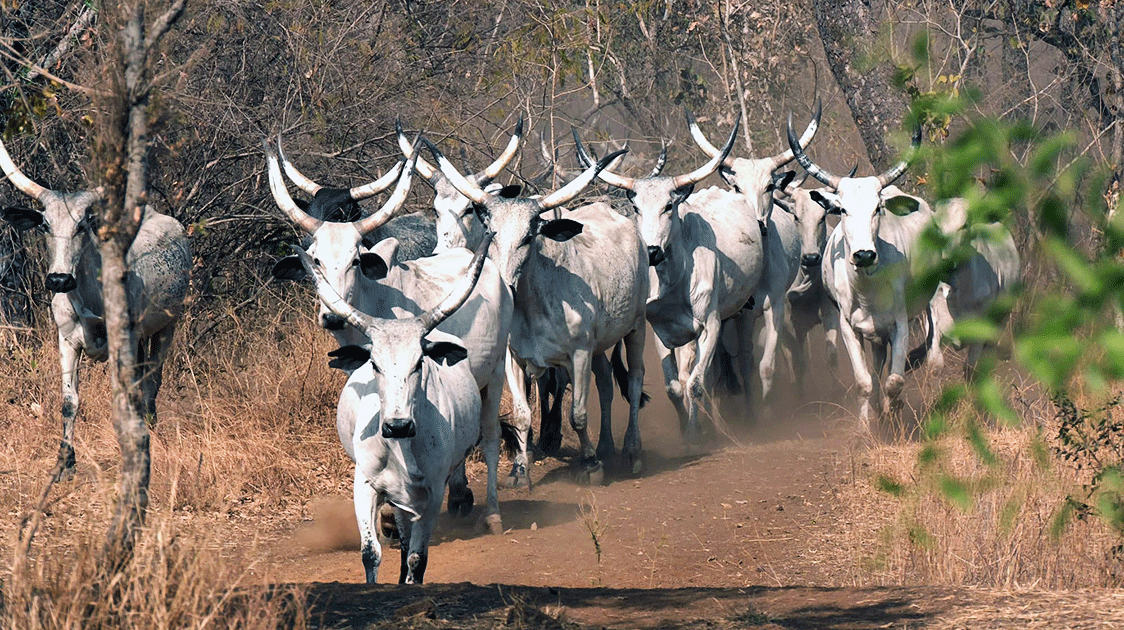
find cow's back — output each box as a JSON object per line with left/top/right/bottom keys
{"left": 127, "top": 210, "right": 191, "bottom": 334}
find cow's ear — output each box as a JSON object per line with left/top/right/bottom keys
{"left": 472, "top": 202, "right": 492, "bottom": 226}
{"left": 538, "top": 218, "right": 583, "bottom": 242}
{"left": 328, "top": 345, "right": 370, "bottom": 371}
{"left": 671, "top": 183, "right": 695, "bottom": 205}
{"left": 883, "top": 194, "right": 921, "bottom": 216}
{"left": 1, "top": 206, "right": 44, "bottom": 231}
{"left": 810, "top": 190, "right": 843, "bottom": 215}
{"left": 359, "top": 253, "right": 390, "bottom": 280}
{"left": 421, "top": 339, "right": 468, "bottom": 366}
{"left": 498, "top": 185, "right": 522, "bottom": 199}
{"left": 271, "top": 255, "right": 307, "bottom": 281}
{"left": 718, "top": 166, "right": 736, "bottom": 188}
{"left": 768, "top": 170, "right": 796, "bottom": 192}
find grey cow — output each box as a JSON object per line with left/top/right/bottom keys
{"left": 0, "top": 136, "right": 190, "bottom": 477}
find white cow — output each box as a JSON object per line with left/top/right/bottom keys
{"left": 787, "top": 116, "right": 938, "bottom": 430}
{"left": 0, "top": 137, "right": 190, "bottom": 478}
{"left": 922, "top": 197, "right": 1023, "bottom": 377}
{"left": 573, "top": 119, "right": 766, "bottom": 446}
{"left": 264, "top": 140, "right": 511, "bottom": 532}
{"left": 296, "top": 235, "right": 491, "bottom": 584}
{"left": 426, "top": 139, "right": 649, "bottom": 486}
{"left": 686, "top": 106, "right": 821, "bottom": 404}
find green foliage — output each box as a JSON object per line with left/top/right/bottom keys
{"left": 1051, "top": 394, "right": 1124, "bottom": 544}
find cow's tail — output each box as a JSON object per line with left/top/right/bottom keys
{"left": 610, "top": 342, "right": 650, "bottom": 407}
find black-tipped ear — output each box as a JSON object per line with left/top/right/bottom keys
{"left": 539, "top": 218, "right": 583, "bottom": 242}
{"left": 769, "top": 170, "right": 797, "bottom": 192}
{"left": 328, "top": 345, "right": 370, "bottom": 371}
{"left": 1, "top": 206, "right": 44, "bottom": 231}
{"left": 271, "top": 255, "right": 307, "bottom": 281}
{"left": 359, "top": 252, "right": 390, "bottom": 280}
{"left": 422, "top": 339, "right": 468, "bottom": 366}
{"left": 718, "top": 165, "right": 736, "bottom": 187}
{"left": 498, "top": 184, "right": 522, "bottom": 199}
{"left": 671, "top": 183, "right": 695, "bottom": 205}
{"left": 809, "top": 190, "right": 842, "bottom": 215}
{"left": 884, "top": 194, "right": 921, "bottom": 216}
{"left": 472, "top": 202, "right": 492, "bottom": 226}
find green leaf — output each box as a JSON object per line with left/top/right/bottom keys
{"left": 939, "top": 474, "right": 972, "bottom": 510}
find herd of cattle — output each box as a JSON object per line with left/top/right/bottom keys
{"left": 0, "top": 100, "right": 1021, "bottom": 584}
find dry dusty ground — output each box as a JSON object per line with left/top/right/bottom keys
{"left": 243, "top": 367, "right": 1124, "bottom": 629}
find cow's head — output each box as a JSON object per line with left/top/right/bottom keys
{"left": 687, "top": 101, "right": 820, "bottom": 225}
{"left": 423, "top": 136, "right": 624, "bottom": 292}
{"left": 265, "top": 138, "right": 416, "bottom": 331}
{"left": 0, "top": 138, "right": 102, "bottom": 294}
{"left": 298, "top": 233, "right": 490, "bottom": 439}
{"left": 787, "top": 114, "right": 922, "bottom": 269}
{"left": 572, "top": 117, "right": 739, "bottom": 268}
{"left": 397, "top": 117, "right": 523, "bottom": 251}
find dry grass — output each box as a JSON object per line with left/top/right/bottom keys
{"left": 0, "top": 288, "right": 344, "bottom": 629}
{"left": 831, "top": 359, "right": 1124, "bottom": 589}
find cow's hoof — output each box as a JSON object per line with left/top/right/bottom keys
{"left": 448, "top": 486, "right": 474, "bottom": 518}
{"left": 484, "top": 513, "right": 503, "bottom": 535}
{"left": 378, "top": 503, "right": 400, "bottom": 543}
{"left": 576, "top": 460, "right": 604, "bottom": 486}
{"left": 503, "top": 463, "right": 530, "bottom": 489}
{"left": 626, "top": 452, "right": 644, "bottom": 477}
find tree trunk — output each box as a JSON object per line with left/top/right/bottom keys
{"left": 811, "top": 0, "right": 908, "bottom": 170}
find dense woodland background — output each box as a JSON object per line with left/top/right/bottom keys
{"left": 1, "top": 0, "right": 1121, "bottom": 342}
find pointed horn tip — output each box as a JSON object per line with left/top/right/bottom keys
{"left": 262, "top": 138, "right": 277, "bottom": 159}
{"left": 598, "top": 148, "right": 628, "bottom": 169}
{"left": 514, "top": 116, "right": 525, "bottom": 136}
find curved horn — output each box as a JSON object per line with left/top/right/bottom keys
{"left": 847, "top": 163, "right": 859, "bottom": 177}
{"left": 422, "top": 138, "right": 493, "bottom": 206}
{"left": 264, "top": 139, "right": 323, "bottom": 233}
{"left": 419, "top": 230, "right": 495, "bottom": 332}
{"left": 685, "top": 108, "right": 734, "bottom": 168}
{"left": 349, "top": 161, "right": 404, "bottom": 200}
{"left": 277, "top": 134, "right": 322, "bottom": 195}
{"left": 0, "top": 136, "right": 49, "bottom": 201}
{"left": 396, "top": 117, "right": 439, "bottom": 182}
{"left": 477, "top": 116, "right": 524, "bottom": 182}
{"left": 671, "top": 114, "right": 740, "bottom": 189}
{"left": 541, "top": 148, "right": 629, "bottom": 210}
{"left": 292, "top": 244, "right": 375, "bottom": 331}
{"left": 352, "top": 147, "right": 417, "bottom": 236}
{"left": 572, "top": 128, "right": 636, "bottom": 190}
{"left": 647, "top": 141, "right": 668, "bottom": 178}
{"left": 769, "top": 97, "right": 822, "bottom": 168}
{"left": 876, "top": 123, "right": 922, "bottom": 188}
{"left": 787, "top": 113, "right": 840, "bottom": 189}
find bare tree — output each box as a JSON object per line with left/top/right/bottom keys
{"left": 90, "top": 0, "right": 187, "bottom": 565}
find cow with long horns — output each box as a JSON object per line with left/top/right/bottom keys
{"left": 265, "top": 140, "right": 511, "bottom": 531}
{"left": 0, "top": 137, "right": 191, "bottom": 477}
{"left": 786, "top": 114, "right": 938, "bottom": 430}
{"left": 424, "top": 138, "right": 648, "bottom": 486}
{"left": 298, "top": 233, "right": 493, "bottom": 584}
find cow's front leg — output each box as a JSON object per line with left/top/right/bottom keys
{"left": 886, "top": 315, "right": 909, "bottom": 404}
{"left": 56, "top": 333, "right": 81, "bottom": 479}
{"left": 502, "top": 349, "right": 534, "bottom": 489}
{"left": 569, "top": 349, "right": 603, "bottom": 485}
{"left": 353, "top": 469, "right": 382, "bottom": 584}
{"left": 837, "top": 311, "right": 875, "bottom": 432}
{"left": 479, "top": 365, "right": 505, "bottom": 534}
{"left": 621, "top": 326, "right": 646, "bottom": 476}
{"left": 684, "top": 316, "right": 720, "bottom": 447}
{"left": 653, "top": 336, "right": 689, "bottom": 433}
{"left": 591, "top": 352, "right": 616, "bottom": 465}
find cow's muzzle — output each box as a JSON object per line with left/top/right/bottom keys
{"left": 382, "top": 419, "right": 417, "bottom": 439}
{"left": 852, "top": 250, "right": 877, "bottom": 268}
{"left": 801, "top": 253, "right": 822, "bottom": 268}
{"left": 647, "top": 245, "right": 666, "bottom": 267}
{"left": 46, "top": 273, "right": 77, "bottom": 294}
{"left": 321, "top": 313, "right": 347, "bottom": 331}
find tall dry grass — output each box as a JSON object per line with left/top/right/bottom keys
{"left": 0, "top": 284, "right": 347, "bottom": 628}
{"left": 832, "top": 359, "right": 1124, "bottom": 589}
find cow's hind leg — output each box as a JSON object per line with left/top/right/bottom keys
{"left": 537, "top": 369, "right": 567, "bottom": 457}
{"left": 592, "top": 352, "right": 616, "bottom": 465}
{"left": 447, "top": 461, "right": 473, "bottom": 517}
{"left": 353, "top": 468, "right": 382, "bottom": 584}
{"left": 137, "top": 325, "right": 176, "bottom": 427}
{"left": 653, "top": 336, "right": 689, "bottom": 434}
